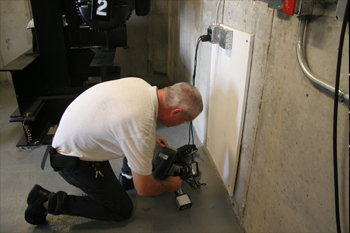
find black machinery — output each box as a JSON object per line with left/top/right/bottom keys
{"left": 152, "top": 144, "right": 201, "bottom": 210}
{"left": 0, "top": 0, "right": 150, "bottom": 148}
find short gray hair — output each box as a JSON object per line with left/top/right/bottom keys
{"left": 163, "top": 82, "right": 203, "bottom": 119}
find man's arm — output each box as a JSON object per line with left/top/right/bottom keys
{"left": 131, "top": 170, "right": 182, "bottom": 196}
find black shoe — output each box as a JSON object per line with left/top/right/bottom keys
{"left": 25, "top": 184, "right": 51, "bottom": 225}
{"left": 119, "top": 174, "right": 134, "bottom": 190}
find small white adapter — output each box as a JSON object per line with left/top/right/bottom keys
{"left": 175, "top": 187, "right": 192, "bottom": 210}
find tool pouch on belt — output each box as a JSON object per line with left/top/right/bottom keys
{"left": 50, "top": 148, "right": 79, "bottom": 171}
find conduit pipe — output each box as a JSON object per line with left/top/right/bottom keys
{"left": 296, "top": 16, "right": 349, "bottom": 104}
{"left": 214, "top": 0, "right": 222, "bottom": 26}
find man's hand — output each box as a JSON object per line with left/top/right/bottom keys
{"left": 156, "top": 134, "right": 168, "bottom": 147}
{"left": 165, "top": 176, "right": 182, "bottom": 192}
{"left": 132, "top": 171, "right": 182, "bottom": 196}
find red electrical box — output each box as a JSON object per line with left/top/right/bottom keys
{"left": 282, "top": 0, "right": 297, "bottom": 15}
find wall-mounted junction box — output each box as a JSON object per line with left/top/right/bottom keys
{"left": 208, "top": 25, "right": 233, "bottom": 50}
{"left": 219, "top": 29, "right": 233, "bottom": 50}
{"left": 279, "top": 0, "right": 325, "bottom": 15}
{"left": 268, "top": 0, "right": 345, "bottom": 20}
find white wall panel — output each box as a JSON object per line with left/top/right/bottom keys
{"left": 206, "top": 25, "right": 254, "bottom": 195}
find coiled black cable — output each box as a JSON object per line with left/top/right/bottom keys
{"left": 179, "top": 34, "right": 211, "bottom": 190}
{"left": 333, "top": 1, "right": 348, "bottom": 232}
{"left": 188, "top": 35, "right": 209, "bottom": 146}
{"left": 192, "top": 37, "right": 202, "bottom": 87}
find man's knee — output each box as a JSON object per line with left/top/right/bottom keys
{"left": 111, "top": 200, "right": 133, "bottom": 221}
{"left": 122, "top": 200, "right": 134, "bottom": 220}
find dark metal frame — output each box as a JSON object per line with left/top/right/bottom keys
{"left": 0, "top": 0, "right": 138, "bottom": 148}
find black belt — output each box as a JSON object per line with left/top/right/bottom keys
{"left": 41, "top": 146, "right": 79, "bottom": 171}
{"left": 41, "top": 146, "right": 51, "bottom": 170}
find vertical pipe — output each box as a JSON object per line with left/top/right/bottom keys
{"left": 214, "top": 0, "right": 222, "bottom": 25}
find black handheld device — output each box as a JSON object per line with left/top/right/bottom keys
{"left": 152, "top": 145, "right": 178, "bottom": 180}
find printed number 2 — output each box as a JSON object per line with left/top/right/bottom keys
{"left": 96, "top": 0, "right": 108, "bottom": 16}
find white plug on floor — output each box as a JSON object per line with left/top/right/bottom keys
{"left": 175, "top": 187, "right": 192, "bottom": 210}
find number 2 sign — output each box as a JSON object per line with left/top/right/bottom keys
{"left": 92, "top": 0, "right": 111, "bottom": 21}
{"left": 96, "top": 0, "right": 107, "bottom": 16}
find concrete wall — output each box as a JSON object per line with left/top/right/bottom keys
{"left": 0, "top": 0, "right": 168, "bottom": 83}
{"left": 0, "top": 0, "right": 32, "bottom": 84}
{"left": 168, "top": 0, "right": 349, "bottom": 232}
{"left": 115, "top": 0, "right": 169, "bottom": 78}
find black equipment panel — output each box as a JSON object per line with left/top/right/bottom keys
{"left": 0, "top": 0, "right": 151, "bottom": 148}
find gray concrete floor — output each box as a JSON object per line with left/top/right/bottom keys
{"left": 0, "top": 79, "right": 243, "bottom": 233}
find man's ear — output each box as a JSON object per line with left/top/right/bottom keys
{"left": 171, "top": 108, "right": 182, "bottom": 116}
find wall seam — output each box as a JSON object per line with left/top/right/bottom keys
{"left": 239, "top": 7, "right": 276, "bottom": 227}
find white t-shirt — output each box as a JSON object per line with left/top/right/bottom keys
{"left": 52, "top": 77, "right": 159, "bottom": 175}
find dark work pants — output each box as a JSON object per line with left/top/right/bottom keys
{"left": 121, "top": 157, "right": 132, "bottom": 176}
{"left": 47, "top": 160, "right": 133, "bottom": 221}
